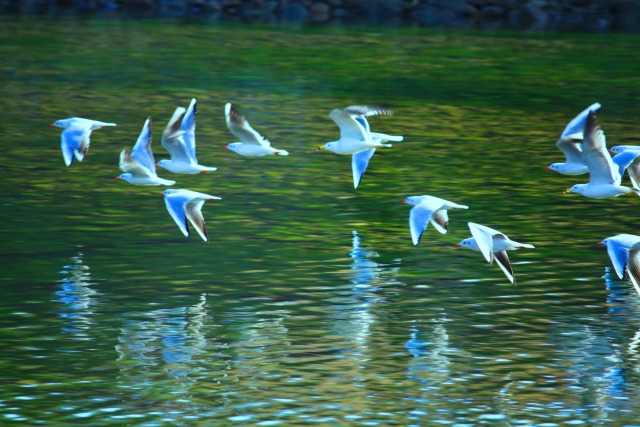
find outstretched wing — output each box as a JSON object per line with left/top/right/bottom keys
{"left": 330, "top": 109, "right": 368, "bottom": 142}
{"left": 182, "top": 98, "right": 198, "bottom": 161}
{"left": 164, "top": 193, "right": 190, "bottom": 237}
{"left": 225, "top": 103, "right": 268, "bottom": 147}
{"left": 468, "top": 222, "right": 496, "bottom": 264}
{"left": 131, "top": 118, "right": 157, "bottom": 175}
{"left": 582, "top": 111, "right": 618, "bottom": 186}
{"left": 351, "top": 148, "right": 376, "bottom": 189}
{"left": 560, "top": 102, "right": 601, "bottom": 139}
{"left": 494, "top": 251, "right": 515, "bottom": 284}
{"left": 161, "top": 107, "right": 190, "bottom": 163}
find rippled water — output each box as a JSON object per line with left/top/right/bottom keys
{"left": 2, "top": 18, "right": 640, "bottom": 426}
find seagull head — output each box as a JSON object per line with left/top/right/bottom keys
{"left": 318, "top": 141, "right": 336, "bottom": 153}
{"left": 402, "top": 196, "right": 422, "bottom": 206}
{"left": 115, "top": 173, "right": 133, "bottom": 183}
{"left": 565, "top": 184, "right": 585, "bottom": 195}
{"left": 453, "top": 238, "right": 479, "bottom": 251}
{"left": 51, "top": 119, "right": 72, "bottom": 129}
{"left": 225, "top": 143, "right": 239, "bottom": 153}
{"left": 156, "top": 159, "right": 170, "bottom": 169}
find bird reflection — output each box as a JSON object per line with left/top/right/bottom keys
{"left": 55, "top": 252, "right": 99, "bottom": 336}
{"left": 330, "top": 231, "right": 402, "bottom": 362}
{"left": 115, "top": 293, "right": 222, "bottom": 398}
{"left": 405, "top": 316, "right": 452, "bottom": 385}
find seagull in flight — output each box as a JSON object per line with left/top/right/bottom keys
{"left": 223, "top": 103, "right": 289, "bottom": 156}
{"left": 51, "top": 117, "right": 116, "bottom": 166}
{"left": 116, "top": 118, "right": 175, "bottom": 186}
{"left": 163, "top": 189, "right": 221, "bottom": 242}
{"left": 157, "top": 98, "right": 218, "bottom": 174}
{"left": 318, "top": 106, "right": 402, "bottom": 189}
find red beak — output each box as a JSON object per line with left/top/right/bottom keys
{"left": 453, "top": 244, "right": 460, "bottom": 248}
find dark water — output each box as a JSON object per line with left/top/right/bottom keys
{"left": 2, "top": 18, "right": 640, "bottom": 426}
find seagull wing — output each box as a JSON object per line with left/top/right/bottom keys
{"left": 561, "top": 102, "right": 601, "bottom": 139}
{"left": 408, "top": 202, "right": 436, "bottom": 245}
{"left": 225, "top": 103, "right": 268, "bottom": 146}
{"left": 430, "top": 209, "right": 449, "bottom": 234}
{"left": 186, "top": 199, "right": 208, "bottom": 242}
{"left": 119, "top": 148, "right": 153, "bottom": 177}
{"left": 582, "top": 111, "right": 618, "bottom": 185}
{"left": 556, "top": 137, "right": 585, "bottom": 164}
{"left": 494, "top": 250, "right": 515, "bottom": 284}
{"left": 343, "top": 105, "right": 393, "bottom": 118}
{"left": 351, "top": 148, "right": 376, "bottom": 189}
{"left": 181, "top": 98, "right": 198, "bottom": 161}
{"left": 628, "top": 242, "right": 640, "bottom": 296}
{"left": 330, "top": 108, "right": 368, "bottom": 142}
{"left": 164, "top": 193, "right": 190, "bottom": 237}
{"left": 605, "top": 235, "right": 638, "bottom": 280}
{"left": 131, "top": 118, "right": 157, "bottom": 175}
{"left": 612, "top": 151, "right": 640, "bottom": 186}
{"left": 468, "top": 222, "right": 497, "bottom": 263}
{"left": 161, "top": 107, "right": 190, "bottom": 163}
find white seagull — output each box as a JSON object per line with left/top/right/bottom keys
{"left": 566, "top": 111, "right": 639, "bottom": 199}
{"left": 402, "top": 195, "right": 468, "bottom": 245}
{"left": 223, "top": 103, "right": 289, "bottom": 156}
{"left": 157, "top": 98, "right": 218, "bottom": 174}
{"left": 546, "top": 102, "right": 600, "bottom": 175}
{"left": 454, "top": 222, "right": 535, "bottom": 284}
{"left": 116, "top": 118, "right": 176, "bottom": 186}
{"left": 318, "top": 106, "right": 402, "bottom": 189}
{"left": 51, "top": 117, "right": 116, "bottom": 166}
{"left": 600, "top": 234, "right": 640, "bottom": 297}
{"left": 610, "top": 145, "right": 640, "bottom": 190}
{"left": 163, "top": 189, "right": 221, "bottom": 242}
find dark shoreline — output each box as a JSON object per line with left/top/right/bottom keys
{"left": 3, "top": 0, "right": 640, "bottom": 32}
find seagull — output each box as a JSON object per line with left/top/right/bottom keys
{"left": 454, "top": 222, "right": 535, "bottom": 284}
{"left": 599, "top": 234, "right": 640, "bottom": 297}
{"left": 157, "top": 98, "right": 218, "bottom": 174}
{"left": 318, "top": 106, "right": 402, "bottom": 189}
{"left": 223, "top": 103, "right": 289, "bottom": 156}
{"left": 546, "top": 102, "right": 600, "bottom": 175}
{"left": 163, "top": 189, "right": 221, "bottom": 242}
{"left": 566, "top": 111, "right": 639, "bottom": 198}
{"left": 401, "top": 195, "right": 468, "bottom": 245}
{"left": 116, "top": 118, "right": 176, "bottom": 186}
{"left": 51, "top": 117, "right": 116, "bottom": 166}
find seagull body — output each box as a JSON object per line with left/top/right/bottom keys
{"left": 547, "top": 102, "right": 601, "bottom": 175}
{"left": 157, "top": 98, "right": 218, "bottom": 174}
{"left": 51, "top": 117, "right": 116, "bottom": 166}
{"left": 224, "top": 103, "right": 289, "bottom": 156}
{"left": 116, "top": 118, "right": 176, "bottom": 186}
{"left": 567, "top": 111, "right": 639, "bottom": 199}
{"left": 163, "top": 189, "right": 221, "bottom": 242}
{"left": 319, "top": 106, "right": 402, "bottom": 189}
{"left": 402, "top": 195, "right": 468, "bottom": 245}
{"left": 600, "top": 234, "right": 640, "bottom": 296}
{"left": 455, "top": 222, "right": 535, "bottom": 284}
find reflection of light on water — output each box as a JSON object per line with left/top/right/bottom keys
{"left": 115, "top": 293, "right": 214, "bottom": 397}
{"left": 55, "top": 252, "right": 99, "bottom": 336}
{"left": 330, "top": 231, "right": 402, "bottom": 361}
{"left": 405, "top": 316, "right": 452, "bottom": 384}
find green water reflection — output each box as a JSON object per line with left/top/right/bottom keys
{"left": 1, "top": 17, "right": 640, "bottom": 426}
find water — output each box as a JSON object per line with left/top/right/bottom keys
{"left": 2, "top": 17, "right": 640, "bottom": 426}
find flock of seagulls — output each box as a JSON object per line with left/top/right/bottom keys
{"left": 51, "top": 100, "right": 640, "bottom": 291}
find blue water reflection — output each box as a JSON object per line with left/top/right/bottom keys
{"left": 55, "top": 252, "right": 99, "bottom": 336}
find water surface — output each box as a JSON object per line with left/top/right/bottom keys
{"left": 1, "top": 18, "right": 640, "bottom": 426}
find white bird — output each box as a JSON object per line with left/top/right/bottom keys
{"left": 454, "top": 222, "right": 535, "bottom": 284}
{"left": 223, "top": 103, "right": 289, "bottom": 156}
{"left": 116, "top": 118, "right": 176, "bottom": 186}
{"left": 600, "top": 234, "right": 640, "bottom": 297}
{"left": 546, "top": 102, "right": 601, "bottom": 175}
{"left": 163, "top": 189, "right": 221, "bottom": 242}
{"left": 157, "top": 98, "right": 218, "bottom": 174}
{"left": 566, "top": 111, "right": 639, "bottom": 199}
{"left": 51, "top": 117, "right": 116, "bottom": 166}
{"left": 402, "top": 195, "right": 468, "bottom": 245}
{"left": 318, "top": 106, "right": 401, "bottom": 189}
